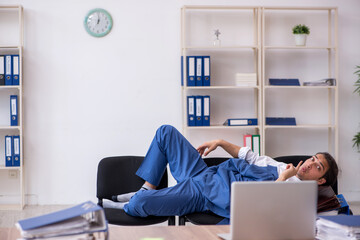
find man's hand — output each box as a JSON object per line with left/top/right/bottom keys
{"left": 276, "top": 161, "right": 303, "bottom": 182}
{"left": 197, "top": 140, "right": 221, "bottom": 157}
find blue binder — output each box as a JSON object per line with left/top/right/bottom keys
{"left": 195, "top": 56, "right": 203, "bottom": 86}
{"left": 203, "top": 95, "right": 210, "bottom": 126}
{"left": 13, "top": 135, "right": 20, "bottom": 167}
{"left": 5, "top": 55, "right": 12, "bottom": 85}
{"left": 202, "top": 56, "right": 210, "bottom": 86}
{"left": 266, "top": 117, "right": 296, "bottom": 125}
{"left": 181, "top": 56, "right": 184, "bottom": 86}
{"left": 12, "top": 55, "right": 19, "bottom": 85}
{"left": 187, "top": 96, "right": 195, "bottom": 126}
{"left": 337, "top": 194, "right": 350, "bottom": 215}
{"left": 5, "top": 135, "right": 13, "bottom": 167}
{"left": 10, "top": 95, "right": 18, "bottom": 126}
{"left": 187, "top": 56, "right": 196, "bottom": 86}
{"left": 195, "top": 96, "right": 203, "bottom": 126}
{"left": 0, "top": 55, "right": 5, "bottom": 85}
{"left": 269, "top": 78, "right": 300, "bottom": 86}
{"left": 224, "top": 118, "right": 258, "bottom": 126}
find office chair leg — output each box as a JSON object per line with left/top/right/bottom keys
{"left": 168, "top": 216, "right": 176, "bottom": 225}
{"left": 179, "top": 216, "right": 186, "bottom": 226}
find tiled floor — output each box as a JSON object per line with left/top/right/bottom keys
{"left": 1, "top": 202, "right": 359, "bottom": 228}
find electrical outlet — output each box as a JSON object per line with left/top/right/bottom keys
{"left": 8, "top": 170, "right": 18, "bottom": 179}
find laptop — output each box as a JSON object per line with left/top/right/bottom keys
{"left": 218, "top": 181, "right": 317, "bottom": 240}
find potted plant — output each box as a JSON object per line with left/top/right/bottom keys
{"left": 353, "top": 65, "right": 360, "bottom": 152}
{"left": 292, "top": 24, "right": 310, "bottom": 46}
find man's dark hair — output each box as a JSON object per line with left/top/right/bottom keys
{"left": 317, "top": 152, "right": 338, "bottom": 187}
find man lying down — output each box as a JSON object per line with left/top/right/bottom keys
{"left": 102, "top": 125, "right": 339, "bottom": 224}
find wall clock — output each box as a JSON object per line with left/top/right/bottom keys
{"left": 84, "top": 8, "right": 113, "bottom": 37}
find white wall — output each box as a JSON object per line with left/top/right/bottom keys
{"left": 1, "top": 0, "right": 359, "bottom": 204}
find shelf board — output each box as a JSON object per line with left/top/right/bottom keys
{"left": 262, "top": 6, "right": 337, "bottom": 11}
{"left": 0, "top": 203, "right": 24, "bottom": 210}
{"left": 0, "top": 46, "right": 21, "bottom": 49}
{"left": 0, "top": 85, "right": 21, "bottom": 90}
{"left": 0, "top": 166, "right": 21, "bottom": 170}
{"left": 0, "top": 126, "right": 21, "bottom": 130}
{"left": 264, "top": 46, "right": 336, "bottom": 50}
{"left": 186, "top": 125, "right": 260, "bottom": 130}
{"left": 183, "top": 5, "right": 260, "bottom": 10}
{"left": 0, "top": 5, "right": 23, "bottom": 9}
{"left": 265, "top": 86, "right": 336, "bottom": 89}
{"left": 183, "top": 45, "right": 259, "bottom": 50}
{"left": 184, "top": 86, "right": 260, "bottom": 90}
{"left": 265, "top": 124, "right": 335, "bottom": 129}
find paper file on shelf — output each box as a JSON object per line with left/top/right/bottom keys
{"left": 223, "top": 118, "right": 258, "bottom": 126}
{"left": 303, "top": 78, "right": 336, "bottom": 86}
{"left": 235, "top": 73, "right": 257, "bottom": 86}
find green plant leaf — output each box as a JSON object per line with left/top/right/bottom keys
{"left": 355, "top": 66, "right": 360, "bottom": 95}
{"left": 353, "top": 132, "right": 360, "bottom": 151}
{"left": 292, "top": 24, "right": 310, "bottom": 35}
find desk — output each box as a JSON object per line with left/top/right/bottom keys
{"left": 0, "top": 225, "right": 229, "bottom": 240}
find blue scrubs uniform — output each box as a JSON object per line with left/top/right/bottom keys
{"left": 124, "top": 125, "right": 278, "bottom": 220}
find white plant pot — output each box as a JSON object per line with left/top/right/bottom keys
{"left": 294, "top": 34, "right": 307, "bottom": 46}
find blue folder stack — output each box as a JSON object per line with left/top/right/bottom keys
{"left": 182, "top": 56, "right": 211, "bottom": 86}
{"left": 187, "top": 95, "right": 210, "bottom": 126}
{"left": 1, "top": 55, "right": 20, "bottom": 86}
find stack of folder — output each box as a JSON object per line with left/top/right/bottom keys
{"left": 0, "top": 55, "right": 20, "bottom": 86}
{"left": 5, "top": 135, "right": 21, "bottom": 167}
{"left": 316, "top": 215, "right": 360, "bottom": 240}
{"left": 235, "top": 73, "right": 257, "bottom": 87}
{"left": 16, "top": 201, "right": 108, "bottom": 240}
{"left": 243, "top": 134, "right": 260, "bottom": 155}
{"left": 182, "top": 56, "right": 211, "bottom": 86}
{"left": 187, "top": 95, "right": 210, "bottom": 126}
{"left": 317, "top": 185, "right": 341, "bottom": 213}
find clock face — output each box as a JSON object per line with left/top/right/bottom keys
{"left": 84, "top": 8, "right": 113, "bottom": 37}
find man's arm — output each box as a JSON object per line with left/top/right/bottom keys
{"left": 197, "top": 139, "right": 241, "bottom": 158}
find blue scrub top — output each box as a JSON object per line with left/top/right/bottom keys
{"left": 193, "top": 158, "right": 279, "bottom": 219}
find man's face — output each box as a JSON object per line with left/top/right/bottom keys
{"left": 296, "top": 154, "right": 329, "bottom": 185}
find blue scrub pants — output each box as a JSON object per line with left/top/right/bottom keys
{"left": 124, "top": 125, "right": 209, "bottom": 217}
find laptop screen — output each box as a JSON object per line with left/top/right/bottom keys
{"left": 228, "top": 181, "right": 317, "bottom": 240}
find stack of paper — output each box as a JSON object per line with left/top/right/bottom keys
{"left": 316, "top": 215, "right": 360, "bottom": 240}
{"left": 235, "top": 73, "right": 257, "bottom": 86}
{"left": 16, "top": 201, "right": 108, "bottom": 239}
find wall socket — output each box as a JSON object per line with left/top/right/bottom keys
{"left": 8, "top": 170, "right": 18, "bottom": 179}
